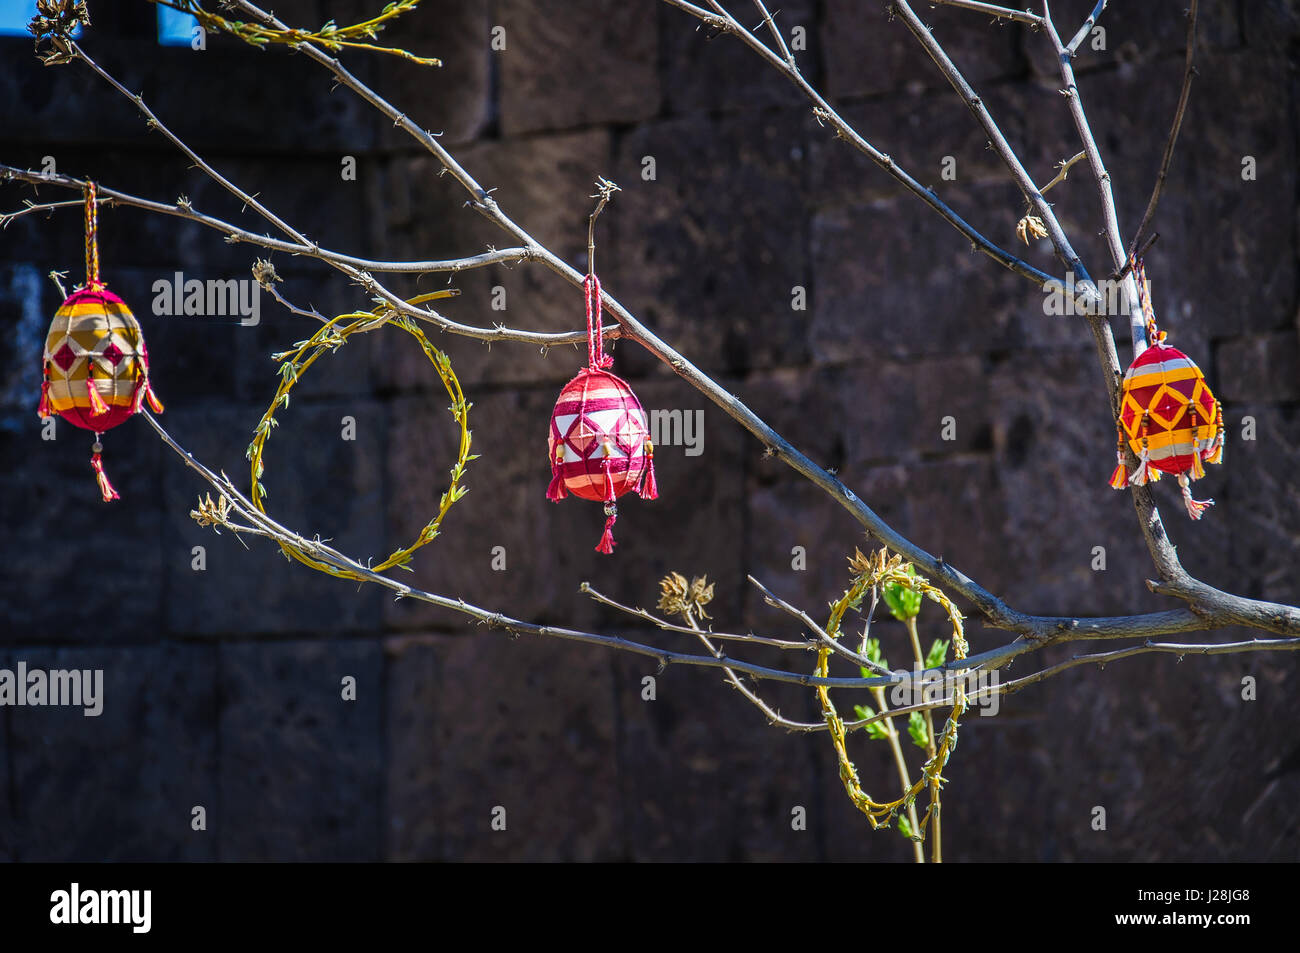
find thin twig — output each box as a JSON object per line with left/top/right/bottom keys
{"left": 1128, "top": 0, "right": 1198, "bottom": 260}
{"left": 929, "top": 0, "right": 1044, "bottom": 26}
{"left": 581, "top": 583, "right": 811, "bottom": 651}
{"left": 1065, "top": 0, "right": 1109, "bottom": 55}
{"left": 748, "top": 575, "right": 892, "bottom": 675}
{"left": 1038, "top": 150, "right": 1086, "bottom": 196}
{"left": 587, "top": 177, "right": 619, "bottom": 276}
{"left": 751, "top": 0, "right": 795, "bottom": 66}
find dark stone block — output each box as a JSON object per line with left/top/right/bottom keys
{"left": 383, "top": 635, "right": 440, "bottom": 861}
{"left": 498, "top": 0, "right": 660, "bottom": 135}
{"left": 369, "top": 131, "right": 613, "bottom": 391}
{"left": 810, "top": 186, "right": 1082, "bottom": 364}
{"left": 218, "top": 640, "right": 383, "bottom": 861}
{"left": 161, "top": 399, "right": 385, "bottom": 637}
{"left": 1227, "top": 403, "right": 1300, "bottom": 606}
{"left": 1216, "top": 331, "right": 1300, "bottom": 403}
{"left": 659, "top": 0, "right": 818, "bottom": 115}
{"left": 4, "top": 644, "right": 218, "bottom": 861}
{"left": 611, "top": 653, "right": 832, "bottom": 861}
{"left": 11, "top": 32, "right": 379, "bottom": 155}
{"left": 0, "top": 402, "right": 163, "bottom": 643}
{"left": 821, "top": 0, "right": 1023, "bottom": 102}
{"left": 808, "top": 83, "right": 1031, "bottom": 206}
{"left": 988, "top": 348, "right": 1163, "bottom": 616}
{"left": 1053, "top": 0, "right": 1240, "bottom": 68}
{"left": 370, "top": 0, "right": 492, "bottom": 147}
{"left": 609, "top": 112, "right": 812, "bottom": 377}
{"left": 1242, "top": 0, "right": 1300, "bottom": 46}
{"left": 420, "top": 630, "right": 620, "bottom": 861}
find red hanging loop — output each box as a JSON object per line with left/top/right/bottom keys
{"left": 585, "top": 274, "right": 613, "bottom": 370}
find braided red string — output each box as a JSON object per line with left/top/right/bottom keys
{"left": 585, "top": 274, "right": 613, "bottom": 370}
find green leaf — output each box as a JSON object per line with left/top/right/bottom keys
{"left": 907, "top": 711, "right": 929, "bottom": 749}
{"left": 925, "top": 639, "right": 949, "bottom": 669}
{"left": 853, "top": 704, "right": 889, "bottom": 741}
{"left": 882, "top": 567, "right": 922, "bottom": 620}
{"left": 897, "top": 814, "right": 914, "bottom": 839}
{"left": 862, "top": 637, "right": 887, "bottom": 669}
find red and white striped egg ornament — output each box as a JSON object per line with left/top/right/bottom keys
{"left": 546, "top": 275, "right": 657, "bottom": 553}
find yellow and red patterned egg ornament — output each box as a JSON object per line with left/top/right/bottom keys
{"left": 1108, "top": 262, "right": 1222, "bottom": 519}
{"left": 546, "top": 275, "right": 656, "bottom": 553}
{"left": 37, "top": 183, "right": 163, "bottom": 501}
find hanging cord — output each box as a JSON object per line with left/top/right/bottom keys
{"left": 84, "top": 181, "right": 103, "bottom": 292}
{"left": 1133, "top": 259, "right": 1165, "bottom": 347}
{"left": 584, "top": 274, "right": 613, "bottom": 370}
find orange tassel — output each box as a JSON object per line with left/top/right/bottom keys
{"left": 1190, "top": 445, "right": 1206, "bottom": 480}
{"left": 1205, "top": 405, "right": 1224, "bottom": 464}
{"left": 91, "top": 449, "right": 119, "bottom": 502}
{"left": 144, "top": 380, "right": 164, "bottom": 413}
{"left": 86, "top": 371, "right": 108, "bottom": 417}
{"left": 37, "top": 378, "right": 51, "bottom": 419}
{"left": 1205, "top": 434, "right": 1223, "bottom": 465}
{"left": 639, "top": 440, "right": 659, "bottom": 500}
{"left": 1109, "top": 459, "right": 1128, "bottom": 490}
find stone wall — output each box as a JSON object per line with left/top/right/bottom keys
{"left": 0, "top": 0, "right": 1296, "bottom": 861}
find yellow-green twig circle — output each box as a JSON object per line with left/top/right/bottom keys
{"left": 246, "top": 294, "right": 473, "bottom": 581}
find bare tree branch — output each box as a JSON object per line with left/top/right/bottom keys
{"left": 1065, "top": 0, "right": 1108, "bottom": 55}
{"left": 929, "top": 0, "right": 1043, "bottom": 26}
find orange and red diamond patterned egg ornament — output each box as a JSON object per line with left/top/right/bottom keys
{"left": 37, "top": 182, "right": 163, "bottom": 501}
{"left": 1108, "top": 261, "right": 1222, "bottom": 520}
{"left": 547, "top": 274, "right": 656, "bottom": 553}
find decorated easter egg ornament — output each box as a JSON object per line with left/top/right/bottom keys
{"left": 1109, "top": 260, "right": 1222, "bottom": 520}
{"left": 546, "top": 272, "right": 657, "bottom": 554}
{"left": 38, "top": 182, "right": 163, "bottom": 500}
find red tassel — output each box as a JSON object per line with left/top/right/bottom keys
{"left": 37, "top": 378, "right": 51, "bottom": 419}
{"left": 639, "top": 440, "right": 659, "bottom": 500}
{"left": 546, "top": 470, "right": 568, "bottom": 501}
{"left": 595, "top": 512, "right": 617, "bottom": 554}
{"left": 1178, "top": 473, "right": 1213, "bottom": 520}
{"left": 546, "top": 447, "right": 568, "bottom": 500}
{"left": 91, "top": 450, "right": 119, "bottom": 502}
{"left": 86, "top": 371, "right": 109, "bottom": 417}
{"left": 601, "top": 444, "right": 616, "bottom": 503}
